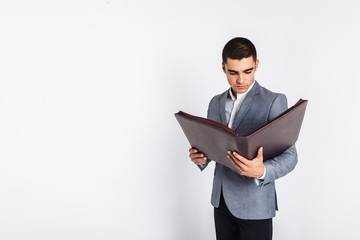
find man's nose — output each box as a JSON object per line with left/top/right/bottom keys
{"left": 236, "top": 75, "right": 244, "bottom": 84}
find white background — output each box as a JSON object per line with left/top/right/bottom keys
{"left": 1, "top": 0, "right": 359, "bottom": 239}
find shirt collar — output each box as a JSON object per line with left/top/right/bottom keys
{"left": 228, "top": 80, "right": 256, "bottom": 100}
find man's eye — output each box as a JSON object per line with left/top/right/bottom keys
{"left": 229, "top": 72, "right": 236, "bottom": 75}
{"left": 245, "top": 71, "right": 251, "bottom": 74}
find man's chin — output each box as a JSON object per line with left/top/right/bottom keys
{"left": 235, "top": 88, "right": 248, "bottom": 94}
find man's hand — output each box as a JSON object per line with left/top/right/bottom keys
{"left": 227, "top": 147, "right": 265, "bottom": 178}
{"left": 189, "top": 148, "right": 207, "bottom": 165}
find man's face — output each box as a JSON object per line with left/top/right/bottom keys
{"left": 222, "top": 57, "right": 259, "bottom": 95}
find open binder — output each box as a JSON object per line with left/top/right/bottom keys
{"left": 175, "top": 99, "right": 308, "bottom": 173}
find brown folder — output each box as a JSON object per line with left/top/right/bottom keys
{"left": 175, "top": 99, "right": 308, "bottom": 173}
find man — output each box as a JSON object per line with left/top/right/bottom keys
{"left": 189, "top": 37, "right": 297, "bottom": 240}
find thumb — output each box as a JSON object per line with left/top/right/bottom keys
{"left": 257, "top": 147, "right": 263, "bottom": 159}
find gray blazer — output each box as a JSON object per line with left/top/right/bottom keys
{"left": 199, "top": 81, "right": 298, "bottom": 220}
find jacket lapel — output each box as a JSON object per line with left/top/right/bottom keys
{"left": 219, "top": 90, "right": 228, "bottom": 126}
{"left": 232, "top": 81, "right": 260, "bottom": 131}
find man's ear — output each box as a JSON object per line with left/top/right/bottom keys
{"left": 255, "top": 59, "right": 259, "bottom": 71}
{"left": 222, "top": 62, "right": 226, "bottom": 73}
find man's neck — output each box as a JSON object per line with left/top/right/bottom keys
{"left": 231, "top": 88, "right": 238, "bottom": 99}
{"left": 230, "top": 81, "right": 256, "bottom": 100}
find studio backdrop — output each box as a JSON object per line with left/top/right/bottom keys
{"left": 0, "top": 1, "right": 359, "bottom": 239}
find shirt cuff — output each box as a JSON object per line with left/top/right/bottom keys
{"left": 254, "top": 166, "right": 266, "bottom": 186}
{"left": 199, "top": 162, "right": 206, "bottom": 168}
{"left": 258, "top": 166, "right": 266, "bottom": 180}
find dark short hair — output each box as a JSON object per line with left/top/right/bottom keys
{"left": 222, "top": 37, "right": 257, "bottom": 64}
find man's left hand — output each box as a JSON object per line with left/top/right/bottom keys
{"left": 227, "top": 147, "right": 265, "bottom": 178}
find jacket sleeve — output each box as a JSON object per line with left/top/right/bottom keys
{"left": 197, "top": 97, "right": 216, "bottom": 171}
{"left": 261, "top": 94, "right": 298, "bottom": 185}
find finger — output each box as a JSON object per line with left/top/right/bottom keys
{"left": 193, "top": 158, "right": 206, "bottom": 164}
{"left": 227, "top": 153, "right": 238, "bottom": 166}
{"left": 228, "top": 152, "right": 239, "bottom": 165}
{"left": 228, "top": 151, "right": 246, "bottom": 166}
{"left": 193, "top": 157, "right": 207, "bottom": 164}
{"left": 190, "top": 153, "right": 204, "bottom": 159}
{"left": 189, "top": 148, "right": 198, "bottom": 153}
{"left": 232, "top": 151, "right": 254, "bottom": 168}
{"left": 227, "top": 152, "right": 244, "bottom": 168}
{"left": 227, "top": 154, "right": 245, "bottom": 173}
{"left": 231, "top": 151, "right": 246, "bottom": 161}
{"left": 228, "top": 151, "right": 248, "bottom": 169}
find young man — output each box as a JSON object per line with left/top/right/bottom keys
{"left": 189, "top": 37, "right": 298, "bottom": 240}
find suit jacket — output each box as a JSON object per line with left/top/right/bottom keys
{"left": 199, "top": 81, "right": 298, "bottom": 220}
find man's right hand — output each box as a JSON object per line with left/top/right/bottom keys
{"left": 189, "top": 148, "right": 207, "bottom": 165}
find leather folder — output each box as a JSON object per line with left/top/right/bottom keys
{"left": 175, "top": 99, "right": 308, "bottom": 173}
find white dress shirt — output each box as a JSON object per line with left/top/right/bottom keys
{"left": 225, "top": 82, "right": 266, "bottom": 185}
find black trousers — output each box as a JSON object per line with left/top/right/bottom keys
{"left": 214, "top": 192, "right": 273, "bottom": 240}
